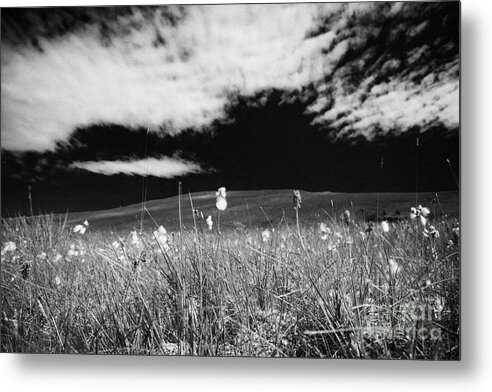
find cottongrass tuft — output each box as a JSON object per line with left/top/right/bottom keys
{"left": 262, "top": 229, "right": 271, "bottom": 243}
{"left": 73, "top": 220, "right": 89, "bottom": 234}
{"left": 216, "top": 187, "right": 227, "bottom": 211}
{"left": 206, "top": 215, "right": 213, "bottom": 231}
{"left": 388, "top": 258, "right": 400, "bottom": 279}
{"left": 423, "top": 226, "right": 440, "bottom": 239}
{"left": 2, "top": 241, "right": 16, "bottom": 255}
{"left": 319, "top": 222, "right": 331, "bottom": 240}
{"left": 153, "top": 225, "right": 170, "bottom": 251}
{"left": 343, "top": 210, "right": 351, "bottom": 226}
{"left": 410, "top": 205, "right": 430, "bottom": 225}
{"left": 381, "top": 220, "right": 390, "bottom": 233}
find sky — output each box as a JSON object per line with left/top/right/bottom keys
{"left": 1, "top": 2, "right": 460, "bottom": 215}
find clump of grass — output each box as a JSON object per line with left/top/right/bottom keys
{"left": 1, "top": 204, "right": 459, "bottom": 358}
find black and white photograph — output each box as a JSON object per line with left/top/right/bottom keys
{"left": 1, "top": 1, "right": 460, "bottom": 359}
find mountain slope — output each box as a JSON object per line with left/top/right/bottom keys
{"left": 63, "top": 189, "right": 459, "bottom": 233}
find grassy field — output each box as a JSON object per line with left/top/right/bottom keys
{"left": 1, "top": 189, "right": 459, "bottom": 358}
{"left": 62, "top": 189, "right": 459, "bottom": 232}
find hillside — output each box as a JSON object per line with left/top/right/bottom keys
{"left": 62, "top": 189, "right": 459, "bottom": 233}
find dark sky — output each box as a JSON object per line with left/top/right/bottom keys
{"left": 1, "top": 2, "right": 459, "bottom": 216}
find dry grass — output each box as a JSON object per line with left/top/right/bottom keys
{"left": 1, "top": 202, "right": 459, "bottom": 358}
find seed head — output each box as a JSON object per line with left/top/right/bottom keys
{"left": 206, "top": 215, "right": 213, "bottom": 231}
{"left": 215, "top": 187, "right": 227, "bottom": 211}
{"left": 343, "top": 210, "right": 351, "bottom": 226}
{"left": 293, "top": 190, "right": 302, "bottom": 210}
{"left": 381, "top": 220, "right": 390, "bottom": 233}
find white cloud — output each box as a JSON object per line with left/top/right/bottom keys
{"left": 1, "top": 3, "right": 344, "bottom": 151}
{"left": 71, "top": 156, "right": 203, "bottom": 177}
{"left": 310, "top": 56, "right": 459, "bottom": 140}
{"left": 1, "top": 3, "right": 459, "bottom": 151}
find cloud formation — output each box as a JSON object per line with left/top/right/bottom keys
{"left": 71, "top": 156, "right": 203, "bottom": 178}
{"left": 1, "top": 3, "right": 459, "bottom": 151}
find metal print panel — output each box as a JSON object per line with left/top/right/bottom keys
{"left": 1, "top": 2, "right": 460, "bottom": 359}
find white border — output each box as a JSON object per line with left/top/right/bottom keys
{"left": 1, "top": 0, "right": 491, "bottom": 391}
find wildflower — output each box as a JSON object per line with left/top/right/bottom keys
{"left": 452, "top": 225, "right": 460, "bottom": 239}
{"left": 215, "top": 187, "right": 227, "bottom": 211}
{"left": 425, "top": 279, "right": 432, "bottom": 287}
{"left": 54, "top": 276, "right": 62, "bottom": 286}
{"left": 73, "top": 220, "right": 89, "bottom": 234}
{"left": 153, "top": 225, "right": 170, "bottom": 251}
{"left": 381, "top": 220, "right": 390, "bottom": 233}
{"left": 67, "top": 244, "right": 79, "bottom": 257}
{"left": 447, "top": 239, "right": 454, "bottom": 248}
{"left": 206, "top": 215, "right": 213, "bottom": 231}
{"left": 216, "top": 187, "right": 226, "bottom": 198}
{"left": 420, "top": 215, "right": 427, "bottom": 226}
{"left": 37, "top": 252, "right": 47, "bottom": 261}
{"left": 1, "top": 241, "right": 16, "bottom": 255}
{"left": 319, "top": 222, "right": 331, "bottom": 240}
{"left": 130, "top": 231, "right": 142, "bottom": 248}
{"left": 423, "top": 226, "right": 440, "bottom": 239}
{"left": 327, "top": 241, "right": 338, "bottom": 251}
{"left": 54, "top": 253, "right": 63, "bottom": 262}
{"left": 293, "top": 190, "right": 302, "bottom": 210}
{"left": 343, "top": 210, "right": 351, "bottom": 226}
{"left": 388, "top": 258, "right": 400, "bottom": 279}
{"left": 410, "top": 205, "right": 430, "bottom": 223}
{"left": 262, "top": 229, "right": 271, "bottom": 243}
{"left": 420, "top": 206, "right": 430, "bottom": 217}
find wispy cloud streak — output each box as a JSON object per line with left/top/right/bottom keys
{"left": 1, "top": 3, "right": 459, "bottom": 151}
{"left": 71, "top": 156, "right": 203, "bottom": 178}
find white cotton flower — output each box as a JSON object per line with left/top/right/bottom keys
{"left": 215, "top": 187, "right": 226, "bottom": 198}
{"left": 381, "top": 220, "right": 390, "bottom": 233}
{"left": 55, "top": 276, "right": 62, "bottom": 286}
{"left": 73, "top": 225, "right": 86, "bottom": 234}
{"left": 206, "top": 216, "right": 213, "bottom": 231}
{"left": 262, "top": 229, "right": 271, "bottom": 243}
{"left": 216, "top": 196, "right": 227, "bottom": 211}
{"left": 319, "top": 222, "right": 331, "bottom": 240}
{"left": 419, "top": 215, "right": 427, "bottom": 226}
{"left": 215, "top": 187, "right": 227, "bottom": 210}
{"left": 423, "top": 226, "right": 440, "bottom": 239}
{"left": 419, "top": 206, "right": 430, "bottom": 217}
{"left": 130, "top": 231, "right": 141, "bottom": 248}
{"left": 153, "top": 226, "right": 169, "bottom": 251}
{"left": 67, "top": 244, "right": 79, "bottom": 257}
{"left": 388, "top": 259, "right": 400, "bottom": 279}
{"left": 2, "top": 241, "right": 16, "bottom": 255}
{"left": 73, "top": 220, "right": 89, "bottom": 234}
